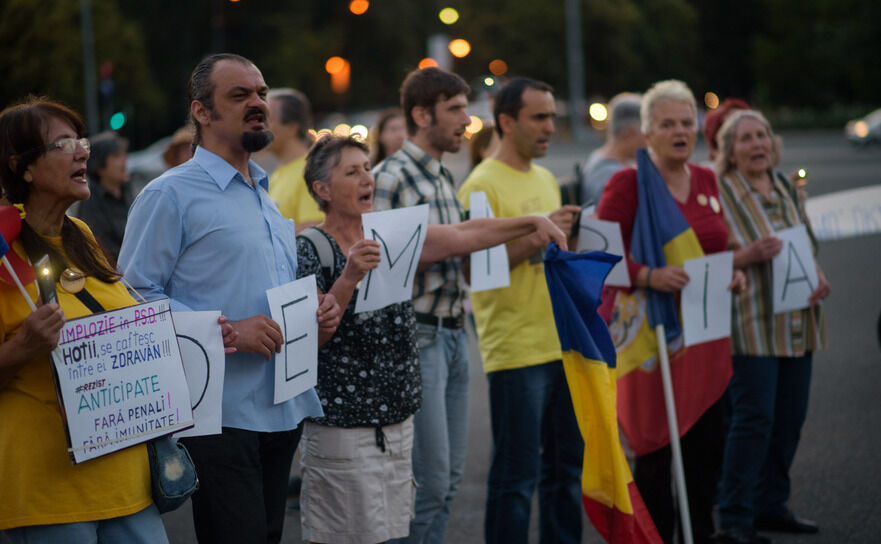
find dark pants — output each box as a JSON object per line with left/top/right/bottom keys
{"left": 484, "top": 361, "right": 584, "bottom": 544}
{"left": 181, "top": 426, "right": 302, "bottom": 544}
{"left": 633, "top": 399, "right": 725, "bottom": 544}
{"left": 718, "top": 354, "right": 813, "bottom": 528}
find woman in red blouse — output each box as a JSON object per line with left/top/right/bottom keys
{"left": 598, "top": 80, "right": 746, "bottom": 544}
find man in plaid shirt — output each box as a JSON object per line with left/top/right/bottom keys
{"left": 373, "top": 67, "right": 472, "bottom": 544}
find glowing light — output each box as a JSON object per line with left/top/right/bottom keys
{"left": 439, "top": 7, "right": 459, "bottom": 25}
{"left": 109, "top": 112, "right": 126, "bottom": 130}
{"left": 465, "top": 115, "right": 483, "bottom": 135}
{"left": 308, "top": 129, "right": 318, "bottom": 140}
{"left": 797, "top": 168, "right": 807, "bottom": 179}
{"left": 588, "top": 103, "right": 608, "bottom": 122}
{"left": 488, "top": 59, "right": 508, "bottom": 76}
{"left": 333, "top": 124, "right": 351, "bottom": 137}
{"left": 418, "top": 57, "right": 439, "bottom": 69}
{"left": 41, "top": 267, "right": 50, "bottom": 277}
{"left": 704, "top": 91, "right": 720, "bottom": 109}
{"left": 316, "top": 129, "right": 333, "bottom": 140}
{"left": 325, "top": 56, "right": 346, "bottom": 75}
{"left": 350, "top": 124, "right": 369, "bottom": 141}
{"left": 484, "top": 77, "right": 495, "bottom": 87}
{"left": 349, "top": 0, "right": 369, "bottom": 15}
{"left": 855, "top": 120, "right": 869, "bottom": 138}
{"left": 448, "top": 39, "right": 471, "bottom": 58}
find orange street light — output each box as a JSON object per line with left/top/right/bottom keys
{"left": 489, "top": 59, "right": 508, "bottom": 76}
{"left": 418, "top": 57, "right": 439, "bottom": 69}
{"left": 349, "top": 0, "right": 369, "bottom": 15}
{"left": 448, "top": 39, "right": 471, "bottom": 58}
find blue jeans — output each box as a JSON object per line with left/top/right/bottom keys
{"left": 718, "top": 353, "right": 813, "bottom": 528}
{"left": 3, "top": 504, "right": 167, "bottom": 544}
{"left": 484, "top": 361, "right": 583, "bottom": 544}
{"left": 394, "top": 323, "right": 470, "bottom": 544}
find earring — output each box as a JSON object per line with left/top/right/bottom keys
{"left": 23, "top": 171, "right": 33, "bottom": 182}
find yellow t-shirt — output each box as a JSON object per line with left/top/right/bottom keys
{"left": 268, "top": 156, "right": 324, "bottom": 226}
{"left": 0, "top": 218, "right": 152, "bottom": 530}
{"left": 458, "top": 159, "right": 562, "bottom": 373}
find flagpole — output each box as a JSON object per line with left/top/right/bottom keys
{"left": 2, "top": 255, "right": 37, "bottom": 312}
{"left": 655, "top": 323, "right": 693, "bottom": 544}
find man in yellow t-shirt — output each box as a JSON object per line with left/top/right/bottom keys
{"left": 457, "top": 77, "right": 582, "bottom": 544}
{"left": 266, "top": 89, "right": 323, "bottom": 232}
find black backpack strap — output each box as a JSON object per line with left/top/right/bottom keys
{"left": 297, "top": 226, "right": 336, "bottom": 289}
{"left": 74, "top": 289, "right": 106, "bottom": 313}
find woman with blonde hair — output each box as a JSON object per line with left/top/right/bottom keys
{"left": 713, "top": 109, "right": 829, "bottom": 543}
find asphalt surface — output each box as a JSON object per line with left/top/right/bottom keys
{"left": 161, "top": 130, "right": 881, "bottom": 543}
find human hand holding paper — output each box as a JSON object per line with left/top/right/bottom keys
{"left": 230, "top": 315, "right": 283, "bottom": 361}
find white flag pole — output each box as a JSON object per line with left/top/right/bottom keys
{"left": 2, "top": 255, "right": 37, "bottom": 312}
{"left": 655, "top": 323, "right": 693, "bottom": 544}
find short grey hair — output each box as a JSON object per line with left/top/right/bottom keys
{"left": 607, "top": 93, "right": 642, "bottom": 140}
{"left": 269, "top": 88, "right": 312, "bottom": 140}
{"left": 641, "top": 79, "right": 697, "bottom": 134}
{"left": 303, "top": 135, "right": 369, "bottom": 212}
{"left": 713, "top": 109, "right": 779, "bottom": 178}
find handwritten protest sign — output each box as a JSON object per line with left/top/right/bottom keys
{"left": 469, "top": 192, "right": 510, "bottom": 292}
{"left": 355, "top": 204, "right": 429, "bottom": 313}
{"left": 172, "top": 311, "right": 225, "bottom": 439}
{"left": 681, "top": 252, "right": 733, "bottom": 347}
{"left": 772, "top": 225, "right": 819, "bottom": 313}
{"left": 805, "top": 185, "right": 881, "bottom": 241}
{"left": 267, "top": 275, "right": 319, "bottom": 404}
{"left": 576, "top": 216, "right": 631, "bottom": 287}
{"left": 51, "top": 299, "right": 193, "bottom": 464}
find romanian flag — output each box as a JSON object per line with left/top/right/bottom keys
{"left": 0, "top": 205, "right": 35, "bottom": 287}
{"left": 544, "top": 244, "right": 662, "bottom": 544}
{"left": 608, "top": 149, "right": 731, "bottom": 455}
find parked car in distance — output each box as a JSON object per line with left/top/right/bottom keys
{"left": 845, "top": 108, "right": 881, "bottom": 145}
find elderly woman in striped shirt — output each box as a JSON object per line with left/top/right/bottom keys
{"left": 713, "top": 109, "right": 830, "bottom": 544}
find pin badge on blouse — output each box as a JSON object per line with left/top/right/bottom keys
{"left": 709, "top": 196, "right": 721, "bottom": 213}
{"left": 60, "top": 267, "right": 85, "bottom": 294}
{"left": 697, "top": 193, "right": 708, "bottom": 206}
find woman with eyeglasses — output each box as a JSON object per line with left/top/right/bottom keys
{"left": 0, "top": 97, "right": 170, "bottom": 543}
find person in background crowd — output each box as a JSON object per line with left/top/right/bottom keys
{"left": 703, "top": 98, "right": 750, "bottom": 163}
{"left": 580, "top": 92, "right": 643, "bottom": 206}
{"left": 713, "top": 109, "right": 829, "bottom": 544}
{"left": 163, "top": 125, "right": 194, "bottom": 169}
{"left": 372, "top": 66, "right": 473, "bottom": 544}
{"left": 597, "top": 79, "right": 745, "bottom": 544}
{"left": 118, "top": 53, "right": 341, "bottom": 544}
{"left": 370, "top": 107, "right": 406, "bottom": 166}
{"left": 0, "top": 97, "right": 168, "bottom": 543}
{"left": 468, "top": 123, "right": 498, "bottom": 170}
{"left": 458, "top": 77, "right": 583, "bottom": 544}
{"left": 266, "top": 88, "right": 323, "bottom": 232}
{"left": 296, "top": 135, "right": 566, "bottom": 544}
{"left": 75, "top": 131, "right": 131, "bottom": 264}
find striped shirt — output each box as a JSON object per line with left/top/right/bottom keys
{"left": 717, "top": 170, "right": 827, "bottom": 357}
{"left": 373, "top": 140, "right": 466, "bottom": 317}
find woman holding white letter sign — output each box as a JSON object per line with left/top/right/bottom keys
{"left": 714, "top": 109, "right": 829, "bottom": 541}
{"left": 295, "top": 135, "right": 566, "bottom": 543}
{"left": 0, "top": 98, "right": 193, "bottom": 542}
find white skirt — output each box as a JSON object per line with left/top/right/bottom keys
{"left": 300, "top": 417, "right": 416, "bottom": 544}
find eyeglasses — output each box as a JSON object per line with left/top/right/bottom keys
{"left": 45, "top": 137, "right": 91, "bottom": 154}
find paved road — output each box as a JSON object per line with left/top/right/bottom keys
{"left": 163, "top": 131, "right": 881, "bottom": 543}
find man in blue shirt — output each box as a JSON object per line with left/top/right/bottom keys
{"left": 119, "top": 53, "right": 339, "bottom": 544}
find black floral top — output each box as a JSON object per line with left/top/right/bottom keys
{"left": 296, "top": 228, "right": 421, "bottom": 428}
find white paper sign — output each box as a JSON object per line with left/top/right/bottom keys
{"left": 576, "top": 216, "right": 631, "bottom": 287}
{"left": 267, "top": 275, "right": 319, "bottom": 404}
{"left": 681, "top": 252, "right": 734, "bottom": 347}
{"left": 469, "top": 192, "right": 510, "bottom": 292}
{"left": 355, "top": 204, "right": 429, "bottom": 313}
{"left": 51, "top": 299, "right": 194, "bottom": 464}
{"left": 772, "top": 225, "right": 819, "bottom": 313}
{"left": 805, "top": 185, "right": 881, "bottom": 241}
{"left": 172, "top": 311, "right": 225, "bottom": 439}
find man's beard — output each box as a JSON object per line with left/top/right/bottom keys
{"left": 427, "top": 124, "right": 461, "bottom": 153}
{"left": 242, "top": 129, "right": 274, "bottom": 152}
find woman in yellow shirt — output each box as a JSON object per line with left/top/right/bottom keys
{"left": 0, "top": 98, "right": 167, "bottom": 543}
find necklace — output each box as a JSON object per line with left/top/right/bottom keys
{"left": 60, "top": 267, "right": 85, "bottom": 293}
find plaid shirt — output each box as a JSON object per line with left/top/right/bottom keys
{"left": 718, "top": 170, "right": 827, "bottom": 356}
{"left": 373, "top": 140, "right": 466, "bottom": 317}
